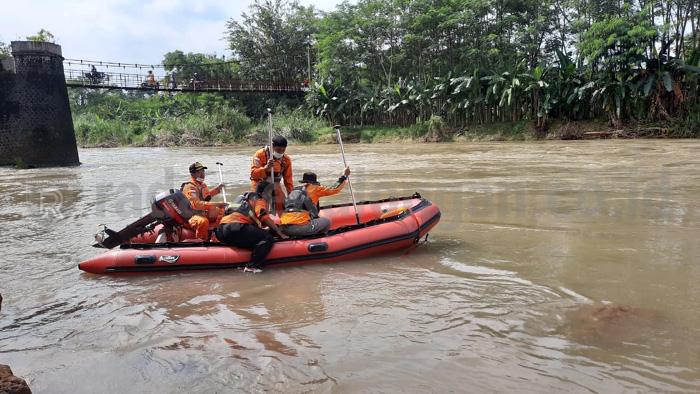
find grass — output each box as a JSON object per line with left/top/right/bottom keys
{"left": 457, "top": 120, "right": 538, "bottom": 141}
{"left": 670, "top": 110, "right": 700, "bottom": 138}
{"left": 72, "top": 111, "right": 652, "bottom": 148}
{"left": 74, "top": 106, "right": 254, "bottom": 147}
{"left": 316, "top": 124, "right": 429, "bottom": 144}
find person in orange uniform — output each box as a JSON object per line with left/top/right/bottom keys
{"left": 216, "top": 181, "right": 288, "bottom": 273}
{"left": 280, "top": 167, "right": 351, "bottom": 237}
{"left": 147, "top": 70, "right": 156, "bottom": 87}
{"left": 181, "top": 162, "right": 227, "bottom": 240}
{"left": 250, "top": 135, "right": 293, "bottom": 214}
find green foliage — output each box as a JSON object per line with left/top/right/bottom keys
{"left": 671, "top": 108, "right": 700, "bottom": 138}
{"left": 354, "top": 125, "right": 423, "bottom": 143}
{"left": 306, "top": 78, "right": 349, "bottom": 126}
{"left": 13, "top": 157, "right": 27, "bottom": 169}
{"left": 0, "top": 39, "right": 10, "bottom": 59}
{"left": 273, "top": 107, "right": 326, "bottom": 143}
{"left": 162, "top": 51, "right": 238, "bottom": 82}
{"left": 71, "top": 90, "right": 254, "bottom": 147}
{"left": 425, "top": 115, "right": 445, "bottom": 141}
{"left": 26, "top": 29, "right": 55, "bottom": 43}
{"left": 73, "top": 0, "right": 700, "bottom": 141}
{"left": 225, "top": 0, "right": 317, "bottom": 81}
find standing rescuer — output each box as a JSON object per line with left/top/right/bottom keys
{"left": 181, "top": 162, "right": 227, "bottom": 240}
{"left": 216, "top": 181, "right": 288, "bottom": 273}
{"left": 250, "top": 135, "right": 293, "bottom": 213}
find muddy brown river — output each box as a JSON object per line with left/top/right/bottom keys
{"left": 1, "top": 140, "right": 699, "bottom": 393}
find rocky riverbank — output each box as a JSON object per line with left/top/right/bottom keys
{"left": 0, "top": 365, "right": 32, "bottom": 394}
{"left": 0, "top": 295, "right": 33, "bottom": 394}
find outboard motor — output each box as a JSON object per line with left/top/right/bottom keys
{"left": 95, "top": 189, "right": 194, "bottom": 249}
{"left": 150, "top": 189, "right": 195, "bottom": 225}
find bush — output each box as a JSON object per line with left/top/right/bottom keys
{"left": 671, "top": 111, "right": 700, "bottom": 138}
{"left": 264, "top": 107, "right": 325, "bottom": 144}
{"left": 424, "top": 115, "right": 445, "bottom": 142}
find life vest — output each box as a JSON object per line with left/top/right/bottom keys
{"left": 180, "top": 181, "right": 211, "bottom": 202}
{"left": 283, "top": 185, "right": 318, "bottom": 218}
{"left": 261, "top": 147, "right": 287, "bottom": 182}
{"left": 225, "top": 192, "right": 263, "bottom": 226}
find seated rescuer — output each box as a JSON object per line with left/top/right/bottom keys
{"left": 250, "top": 135, "right": 293, "bottom": 214}
{"left": 216, "top": 181, "right": 289, "bottom": 273}
{"left": 181, "top": 162, "right": 227, "bottom": 240}
{"left": 280, "top": 167, "right": 351, "bottom": 237}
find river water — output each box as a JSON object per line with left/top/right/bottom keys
{"left": 1, "top": 141, "right": 699, "bottom": 393}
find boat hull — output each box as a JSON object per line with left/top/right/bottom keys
{"left": 79, "top": 195, "right": 440, "bottom": 275}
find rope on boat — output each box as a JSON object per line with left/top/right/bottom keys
{"left": 401, "top": 233, "right": 430, "bottom": 257}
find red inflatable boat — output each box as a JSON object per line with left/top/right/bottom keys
{"left": 79, "top": 193, "right": 441, "bottom": 275}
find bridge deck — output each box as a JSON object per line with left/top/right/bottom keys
{"left": 64, "top": 68, "right": 307, "bottom": 93}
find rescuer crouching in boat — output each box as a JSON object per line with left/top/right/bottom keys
{"left": 181, "top": 162, "right": 227, "bottom": 240}
{"left": 280, "top": 167, "right": 351, "bottom": 237}
{"left": 215, "top": 181, "right": 289, "bottom": 273}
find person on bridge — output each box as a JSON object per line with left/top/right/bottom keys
{"left": 147, "top": 70, "right": 156, "bottom": 87}
{"left": 250, "top": 135, "right": 293, "bottom": 214}
{"left": 169, "top": 67, "right": 177, "bottom": 89}
{"left": 181, "top": 162, "right": 227, "bottom": 240}
{"left": 89, "top": 65, "right": 99, "bottom": 83}
{"left": 215, "top": 181, "right": 288, "bottom": 273}
{"left": 280, "top": 168, "right": 351, "bottom": 237}
{"left": 190, "top": 72, "right": 202, "bottom": 88}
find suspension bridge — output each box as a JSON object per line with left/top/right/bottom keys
{"left": 63, "top": 59, "right": 308, "bottom": 93}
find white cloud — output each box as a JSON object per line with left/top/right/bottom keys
{"left": 1, "top": 0, "right": 351, "bottom": 66}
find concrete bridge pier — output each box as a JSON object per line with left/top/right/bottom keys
{"left": 0, "top": 41, "right": 79, "bottom": 167}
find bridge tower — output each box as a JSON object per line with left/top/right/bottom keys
{"left": 0, "top": 41, "right": 79, "bottom": 167}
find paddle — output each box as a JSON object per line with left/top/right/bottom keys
{"left": 267, "top": 108, "right": 276, "bottom": 215}
{"left": 334, "top": 125, "right": 360, "bottom": 225}
{"left": 215, "top": 161, "right": 227, "bottom": 203}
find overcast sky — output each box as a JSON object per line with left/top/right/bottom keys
{"left": 1, "top": 0, "right": 349, "bottom": 68}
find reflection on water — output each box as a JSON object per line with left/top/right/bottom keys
{"left": 1, "top": 141, "right": 700, "bottom": 393}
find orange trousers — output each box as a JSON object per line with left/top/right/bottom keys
{"left": 271, "top": 182, "right": 284, "bottom": 214}
{"left": 187, "top": 209, "right": 223, "bottom": 240}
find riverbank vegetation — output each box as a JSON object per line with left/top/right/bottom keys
{"left": 65, "top": 0, "right": 700, "bottom": 146}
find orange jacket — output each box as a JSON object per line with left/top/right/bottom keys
{"left": 250, "top": 147, "right": 293, "bottom": 194}
{"left": 181, "top": 177, "right": 217, "bottom": 214}
{"left": 280, "top": 176, "right": 347, "bottom": 225}
{"left": 220, "top": 195, "right": 270, "bottom": 227}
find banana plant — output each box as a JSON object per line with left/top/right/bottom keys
{"left": 629, "top": 41, "right": 700, "bottom": 120}
{"left": 555, "top": 49, "right": 590, "bottom": 120}
{"left": 379, "top": 77, "right": 415, "bottom": 127}
{"left": 450, "top": 69, "right": 484, "bottom": 126}
{"left": 306, "top": 78, "right": 348, "bottom": 126}
{"left": 523, "top": 64, "right": 552, "bottom": 127}
{"left": 356, "top": 84, "right": 382, "bottom": 126}
{"left": 591, "top": 73, "right": 634, "bottom": 127}
{"left": 429, "top": 69, "right": 455, "bottom": 123}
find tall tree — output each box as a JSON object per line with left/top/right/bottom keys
{"left": 162, "top": 51, "right": 239, "bottom": 82}
{"left": 225, "top": 0, "right": 318, "bottom": 82}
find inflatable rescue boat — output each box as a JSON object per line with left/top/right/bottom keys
{"left": 79, "top": 191, "right": 441, "bottom": 275}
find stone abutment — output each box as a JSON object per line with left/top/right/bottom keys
{"left": 0, "top": 41, "right": 79, "bottom": 167}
